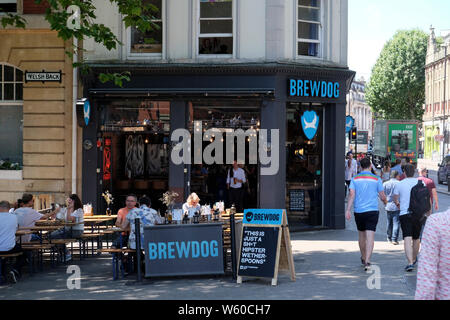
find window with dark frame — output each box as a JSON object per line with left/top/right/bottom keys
{"left": 199, "top": 0, "right": 233, "bottom": 55}
{"left": 1, "top": 64, "right": 23, "bottom": 101}
{"left": 297, "top": 0, "right": 321, "bottom": 57}
{"left": 0, "top": 64, "right": 23, "bottom": 167}
{"left": 130, "top": 0, "right": 163, "bottom": 54}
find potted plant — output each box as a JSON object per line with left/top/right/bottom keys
{"left": 160, "top": 191, "right": 179, "bottom": 222}
{"left": 0, "top": 160, "right": 23, "bottom": 180}
{"left": 102, "top": 190, "right": 114, "bottom": 216}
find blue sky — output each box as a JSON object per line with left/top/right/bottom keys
{"left": 348, "top": 0, "right": 450, "bottom": 80}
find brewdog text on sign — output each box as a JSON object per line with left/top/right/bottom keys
{"left": 289, "top": 79, "right": 340, "bottom": 98}
{"left": 243, "top": 209, "right": 283, "bottom": 226}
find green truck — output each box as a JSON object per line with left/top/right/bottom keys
{"left": 372, "top": 120, "right": 419, "bottom": 168}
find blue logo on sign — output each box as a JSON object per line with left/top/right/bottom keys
{"left": 346, "top": 116, "right": 355, "bottom": 133}
{"left": 84, "top": 100, "right": 91, "bottom": 126}
{"left": 301, "top": 111, "right": 319, "bottom": 140}
{"left": 243, "top": 209, "right": 283, "bottom": 226}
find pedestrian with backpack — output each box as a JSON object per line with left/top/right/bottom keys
{"left": 393, "top": 164, "right": 431, "bottom": 272}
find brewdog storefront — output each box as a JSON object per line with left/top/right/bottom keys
{"left": 80, "top": 63, "right": 354, "bottom": 231}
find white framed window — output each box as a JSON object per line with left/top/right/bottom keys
{"left": 127, "top": 0, "right": 165, "bottom": 58}
{"left": 296, "top": 0, "right": 322, "bottom": 58}
{"left": 0, "top": 63, "right": 23, "bottom": 167}
{"left": 197, "top": 0, "right": 234, "bottom": 57}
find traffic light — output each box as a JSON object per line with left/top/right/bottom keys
{"left": 350, "top": 127, "right": 357, "bottom": 141}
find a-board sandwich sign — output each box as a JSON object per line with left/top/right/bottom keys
{"left": 237, "top": 209, "right": 295, "bottom": 286}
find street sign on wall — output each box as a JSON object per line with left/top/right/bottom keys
{"left": 25, "top": 70, "right": 62, "bottom": 83}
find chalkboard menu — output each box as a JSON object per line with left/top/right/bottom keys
{"left": 238, "top": 226, "right": 280, "bottom": 278}
{"left": 237, "top": 209, "right": 295, "bottom": 286}
{"left": 289, "top": 189, "right": 305, "bottom": 212}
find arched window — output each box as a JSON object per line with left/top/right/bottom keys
{"left": 0, "top": 63, "right": 23, "bottom": 168}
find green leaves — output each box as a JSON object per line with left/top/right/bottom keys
{"left": 366, "top": 30, "right": 428, "bottom": 121}
{"left": 99, "top": 72, "right": 131, "bottom": 87}
{"left": 0, "top": 13, "right": 27, "bottom": 29}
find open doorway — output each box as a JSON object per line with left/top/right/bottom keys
{"left": 286, "top": 103, "right": 324, "bottom": 228}
{"left": 188, "top": 100, "right": 260, "bottom": 211}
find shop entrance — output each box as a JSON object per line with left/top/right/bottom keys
{"left": 100, "top": 100, "right": 170, "bottom": 214}
{"left": 286, "top": 103, "right": 324, "bottom": 228}
{"left": 188, "top": 100, "right": 260, "bottom": 212}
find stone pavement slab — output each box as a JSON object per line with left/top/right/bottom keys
{"left": 0, "top": 229, "right": 416, "bottom": 300}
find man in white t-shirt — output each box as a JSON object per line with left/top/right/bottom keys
{"left": 345, "top": 152, "right": 358, "bottom": 197}
{"left": 393, "top": 164, "right": 426, "bottom": 272}
{"left": 227, "top": 161, "right": 247, "bottom": 213}
{"left": 0, "top": 201, "right": 24, "bottom": 283}
{"left": 14, "top": 194, "right": 56, "bottom": 243}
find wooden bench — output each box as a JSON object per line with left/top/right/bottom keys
{"left": 79, "top": 233, "right": 103, "bottom": 258}
{"left": 98, "top": 248, "right": 136, "bottom": 280}
{"left": 21, "top": 244, "right": 57, "bottom": 272}
{"left": 0, "top": 252, "right": 23, "bottom": 284}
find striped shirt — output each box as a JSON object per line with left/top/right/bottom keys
{"left": 415, "top": 210, "right": 450, "bottom": 300}
{"left": 349, "top": 171, "right": 383, "bottom": 213}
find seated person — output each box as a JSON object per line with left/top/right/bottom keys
{"left": 122, "top": 196, "right": 162, "bottom": 250}
{"left": 182, "top": 193, "right": 201, "bottom": 219}
{"left": 111, "top": 194, "right": 137, "bottom": 248}
{"left": 0, "top": 201, "right": 25, "bottom": 283}
{"left": 14, "top": 193, "right": 59, "bottom": 243}
{"left": 48, "top": 194, "right": 84, "bottom": 262}
{"left": 9, "top": 199, "right": 23, "bottom": 214}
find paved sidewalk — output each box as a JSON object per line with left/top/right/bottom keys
{"left": 0, "top": 229, "right": 416, "bottom": 300}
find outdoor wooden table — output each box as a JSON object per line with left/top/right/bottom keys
{"left": 84, "top": 217, "right": 116, "bottom": 233}
{"left": 101, "top": 227, "right": 127, "bottom": 248}
{"left": 27, "top": 223, "right": 83, "bottom": 243}
{"left": 84, "top": 215, "right": 117, "bottom": 219}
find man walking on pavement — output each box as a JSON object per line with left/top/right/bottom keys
{"left": 393, "top": 164, "right": 427, "bottom": 272}
{"left": 346, "top": 158, "right": 387, "bottom": 272}
{"left": 418, "top": 167, "right": 439, "bottom": 212}
{"left": 383, "top": 170, "right": 401, "bottom": 245}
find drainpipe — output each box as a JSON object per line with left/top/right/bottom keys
{"left": 72, "top": 37, "right": 78, "bottom": 194}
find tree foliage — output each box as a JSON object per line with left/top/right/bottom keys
{"left": 366, "top": 29, "right": 428, "bottom": 121}
{"left": 1, "top": 0, "right": 160, "bottom": 86}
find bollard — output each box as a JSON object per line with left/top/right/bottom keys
{"left": 135, "top": 218, "right": 142, "bottom": 282}
{"left": 230, "top": 212, "right": 237, "bottom": 280}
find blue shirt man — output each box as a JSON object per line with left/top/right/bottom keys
{"left": 391, "top": 160, "right": 403, "bottom": 175}
{"left": 349, "top": 172, "right": 384, "bottom": 213}
{"left": 346, "top": 158, "right": 387, "bottom": 271}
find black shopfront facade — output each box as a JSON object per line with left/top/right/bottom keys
{"left": 81, "top": 63, "right": 354, "bottom": 231}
